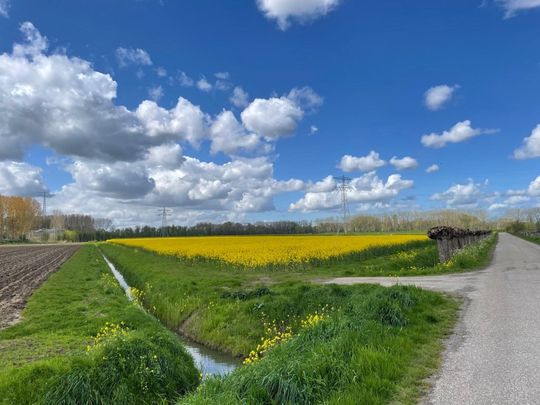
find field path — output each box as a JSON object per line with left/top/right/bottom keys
{"left": 322, "top": 233, "right": 540, "bottom": 404}
{"left": 0, "top": 244, "right": 80, "bottom": 329}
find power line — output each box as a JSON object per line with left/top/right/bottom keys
{"left": 334, "top": 176, "right": 352, "bottom": 233}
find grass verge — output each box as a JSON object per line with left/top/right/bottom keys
{"left": 100, "top": 241, "right": 463, "bottom": 404}
{"left": 180, "top": 285, "right": 458, "bottom": 404}
{"left": 515, "top": 233, "right": 540, "bottom": 245}
{"left": 0, "top": 245, "right": 199, "bottom": 405}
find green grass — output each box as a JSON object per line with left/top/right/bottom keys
{"left": 0, "top": 245, "right": 199, "bottom": 405}
{"left": 180, "top": 285, "right": 458, "bottom": 404}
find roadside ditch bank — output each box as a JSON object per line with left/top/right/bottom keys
{"left": 99, "top": 248, "right": 240, "bottom": 377}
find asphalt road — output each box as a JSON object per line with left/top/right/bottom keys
{"left": 323, "top": 233, "right": 540, "bottom": 404}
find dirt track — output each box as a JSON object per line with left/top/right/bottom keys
{"left": 0, "top": 245, "right": 79, "bottom": 329}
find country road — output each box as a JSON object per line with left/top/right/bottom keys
{"left": 323, "top": 233, "right": 540, "bottom": 404}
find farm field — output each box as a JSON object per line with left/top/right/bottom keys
{"left": 109, "top": 234, "right": 429, "bottom": 268}
{"left": 0, "top": 245, "right": 79, "bottom": 329}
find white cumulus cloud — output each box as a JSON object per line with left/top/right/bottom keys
{"left": 424, "top": 84, "right": 459, "bottom": 111}
{"left": 426, "top": 164, "right": 440, "bottom": 173}
{"left": 528, "top": 176, "right": 540, "bottom": 196}
{"left": 241, "top": 90, "right": 313, "bottom": 140}
{"left": 421, "top": 120, "right": 497, "bottom": 148}
{"left": 431, "top": 180, "right": 485, "bottom": 207}
{"left": 338, "top": 151, "right": 386, "bottom": 172}
{"left": 513, "top": 124, "right": 540, "bottom": 159}
{"left": 0, "top": 161, "right": 47, "bottom": 196}
{"left": 257, "top": 0, "right": 340, "bottom": 30}
{"left": 389, "top": 156, "right": 418, "bottom": 170}
{"left": 289, "top": 172, "right": 413, "bottom": 212}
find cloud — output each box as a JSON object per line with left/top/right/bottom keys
{"left": 289, "top": 171, "right": 413, "bottom": 212}
{"left": 241, "top": 95, "right": 303, "bottom": 140}
{"left": 488, "top": 203, "right": 507, "bottom": 211}
{"left": 338, "top": 151, "right": 386, "bottom": 172}
{"left": 257, "top": 0, "right": 340, "bottom": 30}
{"left": 497, "top": 0, "right": 540, "bottom": 17}
{"left": 0, "top": 161, "right": 47, "bottom": 196}
{"left": 426, "top": 164, "right": 440, "bottom": 173}
{"left": 145, "top": 143, "right": 184, "bottom": 169}
{"left": 135, "top": 98, "right": 209, "bottom": 147}
{"left": 230, "top": 86, "right": 249, "bottom": 108}
{"left": 421, "top": 120, "right": 497, "bottom": 148}
{"left": 155, "top": 67, "right": 167, "bottom": 77}
{"left": 148, "top": 85, "right": 164, "bottom": 101}
{"left": 68, "top": 160, "right": 156, "bottom": 199}
{"left": 528, "top": 176, "right": 540, "bottom": 196}
{"left": 430, "top": 180, "right": 485, "bottom": 207}
{"left": 13, "top": 22, "right": 48, "bottom": 57}
{"left": 239, "top": 87, "right": 321, "bottom": 141}
{"left": 214, "top": 72, "right": 230, "bottom": 80}
{"left": 0, "top": 23, "right": 322, "bottom": 226}
{"left": 513, "top": 124, "right": 540, "bottom": 159}
{"left": 115, "top": 47, "right": 152, "bottom": 68}
{"left": 209, "top": 110, "right": 262, "bottom": 155}
{"left": 0, "top": 0, "right": 9, "bottom": 18}
{"left": 310, "top": 125, "right": 318, "bottom": 135}
{"left": 178, "top": 71, "right": 194, "bottom": 87}
{"left": 196, "top": 77, "right": 212, "bottom": 92}
{"left": 389, "top": 156, "right": 418, "bottom": 170}
{"left": 286, "top": 86, "right": 323, "bottom": 113}
{"left": 504, "top": 195, "right": 530, "bottom": 205}
{"left": 424, "top": 84, "right": 459, "bottom": 111}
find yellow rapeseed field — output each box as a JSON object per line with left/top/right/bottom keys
{"left": 109, "top": 234, "right": 427, "bottom": 268}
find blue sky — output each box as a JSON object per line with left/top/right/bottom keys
{"left": 0, "top": 0, "right": 539, "bottom": 226}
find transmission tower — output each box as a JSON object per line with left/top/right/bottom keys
{"left": 39, "top": 191, "right": 53, "bottom": 229}
{"left": 334, "top": 176, "right": 352, "bottom": 233}
{"left": 158, "top": 207, "right": 172, "bottom": 237}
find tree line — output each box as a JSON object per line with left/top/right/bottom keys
{"left": 3, "top": 193, "right": 540, "bottom": 242}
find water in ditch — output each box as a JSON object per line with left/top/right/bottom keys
{"left": 101, "top": 252, "right": 240, "bottom": 378}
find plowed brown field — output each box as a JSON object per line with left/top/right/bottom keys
{"left": 0, "top": 245, "right": 79, "bottom": 329}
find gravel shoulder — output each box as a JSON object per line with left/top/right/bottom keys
{"left": 323, "top": 233, "right": 540, "bottom": 404}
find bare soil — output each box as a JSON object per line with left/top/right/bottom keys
{"left": 0, "top": 245, "right": 80, "bottom": 329}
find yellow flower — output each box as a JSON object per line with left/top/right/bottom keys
{"left": 109, "top": 234, "right": 427, "bottom": 269}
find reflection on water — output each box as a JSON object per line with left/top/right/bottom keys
{"left": 179, "top": 336, "right": 240, "bottom": 378}
{"left": 100, "top": 251, "right": 240, "bottom": 378}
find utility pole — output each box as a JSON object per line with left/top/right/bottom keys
{"left": 158, "top": 207, "right": 172, "bottom": 237}
{"left": 334, "top": 176, "right": 351, "bottom": 233}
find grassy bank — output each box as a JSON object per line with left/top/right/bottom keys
{"left": 181, "top": 285, "right": 457, "bottom": 404}
{"left": 0, "top": 245, "right": 199, "bottom": 405}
